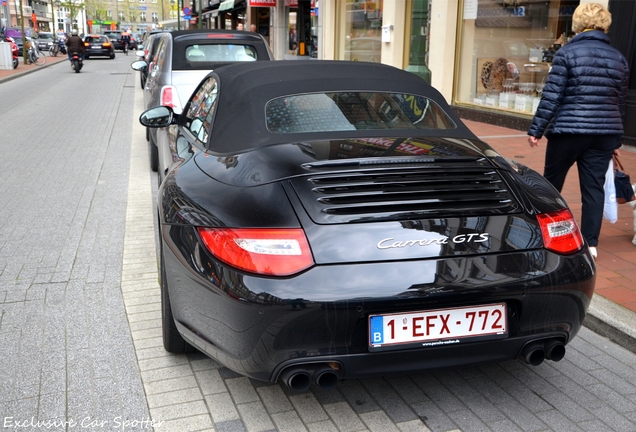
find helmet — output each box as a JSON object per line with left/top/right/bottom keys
{"left": 71, "top": 29, "right": 78, "bottom": 36}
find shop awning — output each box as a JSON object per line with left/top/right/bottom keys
{"left": 219, "top": 0, "right": 234, "bottom": 11}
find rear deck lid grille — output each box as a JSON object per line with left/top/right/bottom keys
{"left": 291, "top": 164, "right": 520, "bottom": 223}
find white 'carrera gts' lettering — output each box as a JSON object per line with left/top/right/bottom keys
{"left": 377, "top": 233, "right": 489, "bottom": 250}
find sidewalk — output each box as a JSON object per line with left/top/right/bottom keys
{"left": 2, "top": 62, "right": 635, "bottom": 351}
{"left": 0, "top": 52, "right": 68, "bottom": 82}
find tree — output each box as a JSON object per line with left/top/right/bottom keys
{"left": 85, "top": 0, "right": 109, "bottom": 22}
{"left": 58, "top": 0, "right": 85, "bottom": 30}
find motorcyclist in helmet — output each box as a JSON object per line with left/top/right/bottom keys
{"left": 65, "top": 29, "right": 85, "bottom": 65}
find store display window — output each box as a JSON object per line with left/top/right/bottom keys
{"left": 456, "top": 0, "right": 578, "bottom": 115}
{"left": 343, "top": 0, "right": 383, "bottom": 62}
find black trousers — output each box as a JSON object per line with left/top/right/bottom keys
{"left": 543, "top": 134, "right": 619, "bottom": 247}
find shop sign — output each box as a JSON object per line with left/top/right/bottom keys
{"left": 249, "top": 0, "right": 276, "bottom": 6}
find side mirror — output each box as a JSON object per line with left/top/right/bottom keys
{"left": 130, "top": 59, "right": 148, "bottom": 71}
{"left": 140, "top": 106, "right": 177, "bottom": 128}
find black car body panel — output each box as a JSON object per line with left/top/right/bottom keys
{"left": 142, "top": 60, "right": 595, "bottom": 387}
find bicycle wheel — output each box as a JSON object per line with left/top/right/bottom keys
{"left": 30, "top": 49, "right": 46, "bottom": 66}
{"left": 35, "top": 50, "right": 46, "bottom": 65}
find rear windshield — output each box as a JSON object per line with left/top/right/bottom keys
{"left": 39, "top": 33, "right": 54, "bottom": 40}
{"left": 266, "top": 92, "right": 457, "bottom": 134}
{"left": 85, "top": 36, "right": 107, "bottom": 43}
{"left": 184, "top": 43, "right": 257, "bottom": 63}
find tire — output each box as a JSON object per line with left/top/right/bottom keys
{"left": 73, "top": 59, "right": 80, "bottom": 73}
{"left": 32, "top": 50, "right": 46, "bottom": 66}
{"left": 12, "top": 58, "right": 18, "bottom": 69}
{"left": 160, "top": 240, "right": 195, "bottom": 354}
{"left": 146, "top": 127, "right": 150, "bottom": 142}
{"left": 110, "top": 53, "right": 115, "bottom": 59}
{"left": 49, "top": 46, "right": 57, "bottom": 57}
{"left": 85, "top": 55, "right": 90, "bottom": 59}
{"left": 149, "top": 138, "right": 159, "bottom": 172}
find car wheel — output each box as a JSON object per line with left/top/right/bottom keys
{"left": 110, "top": 53, "right": 115, "bottom": 59}
{"left": 149, "top": 138, "right": 159, "bottom": 172}
{"left": 146, "top": 127, "right": 150, "bottom": 142}
{"left": 160, "top": 237, "right": 195, "bottom": 354}
{"left": 85, "top": 55, "right": 89, "bottom": 59}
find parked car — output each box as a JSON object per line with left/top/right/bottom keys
{"left": 135, "top": 30, "right": 166, "bottom": 90}
{"left": 35, "top": 32, "right": 55, "bottom": 51}
{"left": 83, "top": 34, "right": 115, "bottom": 59}
{"left": 138, "top": 60, "right": 596, "bottom": 390}
{"left": 4, "top": 28, "right": 34, "bottom": 54}
{"left": 131, "top": 29, "right": 273, "bottom": 172}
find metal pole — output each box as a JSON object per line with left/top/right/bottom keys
{"left": 198, "top": 0, "right": 201, "bottom": 29}
{"left": 177, "top": 0, "right": 180, "bottom": 30}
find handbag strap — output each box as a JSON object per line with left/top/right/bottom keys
{"left": 613, "top": 154, "right": 627, "bottom": 173}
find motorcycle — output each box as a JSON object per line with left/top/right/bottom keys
{"left": 71, "top": 51, "right": 83, "bottom": 73}
{"left": 50, "top": 38, "right": 67, "bottom": 56}
{"left": 5, "top": 36, "right": 19, "bottom": 69}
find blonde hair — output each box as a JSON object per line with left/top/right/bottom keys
{"left": 572, "top": 3, "right": 612, "bottom": 34}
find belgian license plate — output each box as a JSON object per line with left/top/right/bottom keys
{"left": 92, "top": 45, "right": 101, "bottom": 49}
{"left": 369, "top": 303, "right": 507, "bottom": 350}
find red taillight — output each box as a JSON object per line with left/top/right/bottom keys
{"left": 103, "top": 42, "right": 111, "bottom": 47}
{"left": 84, "top": 42, "right": 89, "bottom": 47}
{"left": 197, "top": 228, "right": 314, "bottom": 276}
{"left": 536, "top": 209, "right": 584, "bottom": 254}
{"left": 160, "top": 86, "right": 181, "bottom": 110}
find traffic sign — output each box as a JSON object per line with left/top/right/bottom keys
{"left": 183, "top": 7, "right": 191, "bottom": 15}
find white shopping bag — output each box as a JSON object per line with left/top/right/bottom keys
{"left": 603, "top": 158, "right": 618, "bottom": 223}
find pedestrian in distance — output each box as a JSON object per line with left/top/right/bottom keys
{"left": 527, "top": 2, "right": 629, "bottom": 260}
{"left": 250, "top": 24, "right": 257, "bottom": 32}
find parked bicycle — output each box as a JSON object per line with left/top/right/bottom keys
{"left": 49, "top": 38, "right": 66, "bottom": 57}
{"left": 26, "top": 42, "right": 46, "bottom": 66}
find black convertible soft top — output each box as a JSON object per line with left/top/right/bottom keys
{"left": 187, "top": 60, "right": 478, "bottom": 154}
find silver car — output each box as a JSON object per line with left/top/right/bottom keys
{"left": 131, "top": 29, "right": 273, "bottom": 173}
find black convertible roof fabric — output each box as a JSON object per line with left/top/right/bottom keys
{"left": 191, "top": 60, "right": 476, "bottom": 154}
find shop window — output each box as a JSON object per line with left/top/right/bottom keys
{"left": 456, "top": 0, "right": 578, "bottom": 115}
{"left": 343, "top": 0, "right": 383, "bottom": 62}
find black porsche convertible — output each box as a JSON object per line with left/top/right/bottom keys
{"left": 139, "top": 60, "right": 595, "bottom": 391}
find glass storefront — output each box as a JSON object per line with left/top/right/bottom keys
{"left": 343, "top": 0, "right": 383, "bottom": 62}
{"left": 285, "top": 0, "right": 318, "bottom": 59}
{"left": 456, "top": 0, "right": 579, "bottom": 115}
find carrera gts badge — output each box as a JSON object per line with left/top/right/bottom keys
{"left": 377, "top": 233, "right": 490, "bottom": 249}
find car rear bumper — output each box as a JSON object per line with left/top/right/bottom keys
{"left": 162, "top": 225, "right": 595, "bottom": 382}
{"left": 86, "top": 48, "right": 113, "bottom": 57}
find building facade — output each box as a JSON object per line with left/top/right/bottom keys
{"left": 188, "top": 0, "right": 632, "bottom": 144}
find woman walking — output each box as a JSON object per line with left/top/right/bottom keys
{"left": 527, "top": 2, "right": 629, "bottom": 259}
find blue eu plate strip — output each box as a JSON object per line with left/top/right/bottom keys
{"left": 370, "top": 316, "right": 384, "bottom": 345}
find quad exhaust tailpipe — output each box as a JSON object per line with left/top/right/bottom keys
{"left": 521, "top": 338, "right": 566, "bottom": 366}
{"left": 280, "top": 363, "right": 341, "bottom": 391}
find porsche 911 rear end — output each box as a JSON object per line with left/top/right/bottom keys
{"left": 146, "top": 61, "right": 595, "bottom": 391}
{"left": 159, "top": 140, "right": 595, "bottom": 390}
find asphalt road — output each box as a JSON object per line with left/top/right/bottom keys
{"left": 1, "top": 55, "right": 636, "bottom": 432}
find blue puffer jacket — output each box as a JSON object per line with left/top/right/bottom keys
{"left": 528, "top": 30, "right": 629, "bottom": 139}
